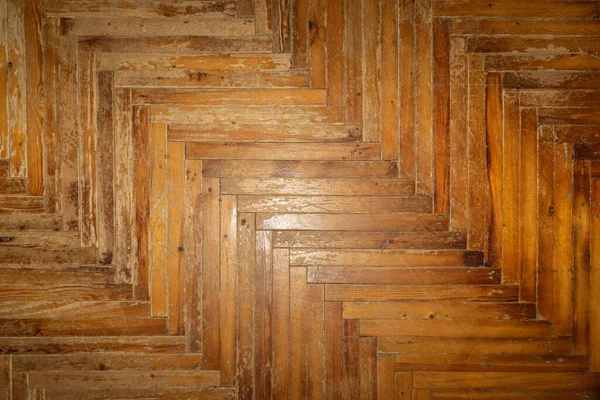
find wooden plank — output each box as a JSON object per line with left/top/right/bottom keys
{"left": 431, "top": 391, "right": 600, "bottom": 400}
{"left": 203, "top": 160, "right": 398, "bottom": 179}
{"left": 537, "top": 126, "right": 555, "bottom": 321}
{"left": 377, "top": 354, "right": 395, "bottom": 400}
{"left": 451, "top": 19, "right": 600, "bottom": 36}
{"left": 556, "top": 126, "right": 600, "bottom": 143}
{"left": 184, "top": 159, "right": 202, "bottom": 352}
{"left": 0, "top": 284, "right": 131, "bottom": 302}
{"left": 0, "top": 176, "right": 25, "bottom": 193}
{"left": 395, "top": 372, "right": 412, "bottom": 400}
{"left": 80, "top": 36, "right": 272, "bottom": 54}
{"left": 521, "top": 90, "right": 600, "bottom": 108}
{"left": 292, "top": 0, "right": 308, "bottom": 69}
{"left": 98, "top": 53, "right": 292, "bottom": 71}
{"left": 307, "top": 284, "right": 324, "bottom": 400}
{"left": 168, "top": 123, "right": 362, "bottom": 144}
{"left": 290, "top": 249, "right": 483, "bottom": 267}
{"left": 0, "top": 246, "right": 96, "bottom": 264}
{"left": 505, "top": 72, "right": 600, "bottom": 90}
{"left": 132, "top": 88, "right": 327, "bottom": 106}
{"left": 344, "top": 0, "right": 362, "bottom": 125}
{"left": 202, "top": 177, "right": 220, "bottom": 369}
{"left": 186, "top": 142, "right": 381, "bottom": 161}
{"left": 326, "top": 0, "right": 343, "bottom": 107}
{"left": 554, "top": 142, "right": 574, "bottom": 336}
{"left": 152, "top": 105, "right": 345, "bottom": 124}
{"left": 7, "top": 0, "right": 26, "bottom": 178}
{"left": 308, "top": 0, "right": 325, "bottom": 88}
{"left": 43, "top": 0, "right": 236, "bottom": 17}
{"left": 0, "top": 356, "right": 8, "bottom": 400}
{"left": 96, "top": 70, "right": 115, "bottom": 264}
{"left": 220, "top": 195, "right": 237, "bottom": 385}
{"left": 467, "top": 53, "right": 485, "bottom": 250}
{"left": 591, "top": 179, "right": 600, "bottom": 371}
{"left": 539, "top": 108, "right": 600, "bottom": 125}
{"left": 362, "top": 0, "right": 380, "bottom": 142}
{"left": 257, "top": 213, "right": 448, "bottom": 231}
{"left": 63, "top": 17, "right": 253, "bottom": 36}
{"left": 378, "top": 336, "right": 572, "bottom": 356}
{"left": 0, "top": 231, "right": 79, "bottom": 247}
{"left": 25, "top": 0, "right": 43, "bottom": 194}
{"left": 78, "top": 51, "right": 98, "bottom": 248}
{"left": 308, "top": 267, "right": 498, "bottom": 285}
{"left": 289, "top": 267, "right": 307, "bottom": 400}
{"left": 0, "top": 336, "right": 186, "bottom": 355}
{"left": 486, "top": 54, "right": 600, "bottom": 72}
{"left": 0, "top": 195, "right": 44, "bottom": 212}
{"left": 0, "top": 318, "right": 168, "bottom": 337}
{"left": 115, "top": 69, "right": 309, "bottom": 88}
{"left": 255, "top": 230, "right": 273, "bottom": 400}
{"left": 341, "top": 320, "right": 359, "bottom": 399}
{"left": 57, "top": 35, "right": 78, "bottom": 230}
{"left": 238, "top": 213, "right": 256, "bottom": 399}
{"left": 359, "top": 337, "right": 377, "bottom": 400}
{"left": 272, "top": 248, "right": 290, "bottom": 399}
{"left": 344, "top": 301, "right": 534, "bottom": 320}
{"left": 395, "top": 354, "right": 588, "bottom": 372}
{"left": 133, "top": 107, "right": 151, "bottom": 296}
{"left": 325, "top": 302, "right": 343, "bottom": 399}
{"left": 573, "top": 160, "right": 591, "bottom": 354}
{"left": 325, "top": 284, "right": 519, "bottom": 302}
{"left": 413, "top": 372, "right": 600, "bottom": 390}
{"left": 434, "top": 0, "right": 600, "bottom": 18}
{"left": 114, "top": 89, "right": 136, "bottom": 286}
{"left": 28, "top": 370, "right": 219, "bottom": 389}
{"left": 0, "top": 301, "right": 149, "bottom": 319}
{"left": 167, "top": 141, "right": 185, "bottom": 334}
{"left": 255, "top": 0, "right": 271, "bottom": 35}
{"left": 0, "top": 0, "right": 7, "bottom": 161}
{"left": 575, "top": 143, "right": 600, "bottom": 160}
{"left": 415, "top": 0, "right": 433, "bottom": 196}
{"left": 273, "top": 231, "right": 467, "bottom": 249}
{"left": 238, "top": 195, "right": 431, "bottom": 213}
{"left": 272, "top": 0, "right": 291, "bottom": 52}
{"left": 485, "top": 73, "right": 503, "bottom": 267}
{"left": 502, "top": 91, "right": 520, "bottom": 284}
{"left": 520, "top": 108, "right": 538, "bottom": 303}
{"left": 433, "top": 18, "right": 450, "bottom": 214}
{"left": 468, "top": 37, "right": 600, "bottom": 54}
{"left": 449, "top": 36, "right": 468, "bottom": 230}
{"left": 0, "top": 265, "right": 115, "bottom": 284}
{"left": 222, "top": 178, "right": 414, "bottom": 196}
{"left": 361, "top": 320, "right": 553, "bottom": 338}
{"left": 44, "top": 387, "right": 236, "bottom": 399}
{"left": 382, "top": 0, "right": 398, "bottom": 161}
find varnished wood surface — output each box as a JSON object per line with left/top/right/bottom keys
{"left": 0, "top": 0, "right": 600, "bottom": 398}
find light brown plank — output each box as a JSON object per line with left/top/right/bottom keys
{"left": 289, "top": 267, "right": 307, "bottom": 400}
{"left": 308, "top": 0, "right": 325, "bottom": 88}
{"left": 326, "top": 0, "right": 343, "bottom": 107}
{"left": 591, "top": 179, "right": 600, "bottom": 371}
{"left": 344, "top": 0, "right": 362, "bottom": 125}
{"left": 272, "top": 248, "right": 290, "bottom": 399}
{"left": 220, "top": 195, "right": 237, "bottom": 385}
{"left": 362, "top": 0, "right": 380, "bottom": 142}
{"left": 43, "top": 0, "right": 237, "bottom": 17}
{"left": 435, "top": 0, "right": 600, "bottom": 18}
{"left": 325, "top": 302, "right": 343, "bottom": 399}
{"left": 382, "top": 0, "right": 398, "bottom": 161}
{"left": 238, "top": 213, "right": 255, "bottom": 399}
{"left": 292, "top": 0, "right": 308, "bottom": 69}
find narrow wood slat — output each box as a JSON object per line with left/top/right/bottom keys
{"left": 362, "top": 0, "right": 380, "bottom": 142}
{"left": 486, "top": 54, "right": 600, "bottom": 72}
{"left": 257, "top": 213, "right": 448, "bottom": 231}
{"left": 539, "top": 107, "right": 600, "bottom": 125}
{"left": 63, "top": 17, "right": 253, "bottom": 36}
{"left": 43, "top": 0, "right": 237, "bottom": 17}
{"left": 326, "top": 302, "right": 343, "bottom": 399}
{"left": 307, "top": 283, "right": 324, "bottom": 399}
{"left": 186, "top": 142, "right": 381, "bottom": 161}
{"left": 0, "top": 284, "right": 132, "bottom": 302}
{"left": 132, "top": 88, "right": 327, "bottom": 106}
{"left": 431, "top": 391, "right": 600, "bottom": 400}
{"left": 413, "top": 371, "right": 600, "bottom": 390}
{"left": 0, "top": 301, "right": 150, "bottom": 319}
{"left": 521, "top": 90, "right": 600, "bottom": 108}
{"left": 359, "top": 337, "right": 377, "bottom": 400}
{"left": 255, "top": 231, "right": 273, "bottom": 400}
{"left": 378, "top": 336, "right": 573, "bottom": 356}
{"left": 468, "top": 37, "right": 600, "bottom": 54}
{"left": 591, "top": 179, "right": 600, "bottom": 371}
{"left": 273, "top": 231, "right": 466, "bottom": 249}
{"left": 575, "top": 143, "right": 600, "bottom": 160}
{"left": 344, "top": 0, "right": 362, "bottom": 125}
{"left": 451, "top": 19, "right": 600, "bottom": 36}
{"left": 343, "top": 301, "right": 534, "bottom": 320}
{"left": 289, "top": 266, "right": 307, "bottom": 400}
{"left": 0, "top": 266, "right": 115, "bottom": 284}
{"left": 573, "top": 160, "right": 591, "bottom": 354}
{"left": 44, "top": 387, "right": 236, "bottom": 399}
{"left": 435, "top": 0, "right": 600, "bottom": 18}
{"left": 308, "top": 0, "right": 325, "bottom": 88}
{"left": 325, "top": 284, "right": 519, "bottom": 302}
{"left": 220, "top": 195, "right": 237, "bottom": 385}
{"left": 238, "top": 195, "right": 431, "bottom": 213}
{"left": 0, "top": 1, "right": 7, "bottom": 160}
{"left": 203, "top": 160, "right": 399, "bottom": 179}
{"left": 377, "top": 354, "right": 395, "bottom": 399}
{"left": 0, "top": 318, "right": 167, "bottom": 337}
{"left": 382, "top": 0, "right": 398, "bottom": 160}
{"left": 292, "top": 0, "right": 308, "bottom": 69}
{"left": 308, "top": 267, "right": 498, "bottom": 285}
{"left": 556, "top": 126, "right": 600, "bottom": 143}
{"left": 505, "top": 72, "right": 600, "bottom": 90}
{"left": 341, "top": 320, "right": 359, "bottom": 399}
{"left": 327, "top": 0, "right": 343, "bottom": 107}
{"left": 272, "top": 248, "right": 290, "bottom": 399}
{"left": 361, "top": 320, "right": 553, "bottom": 338}
{"left": 290, "top": 249, "right": 483, "bottom": 267}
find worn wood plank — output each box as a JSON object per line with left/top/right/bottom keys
{"left": 238, "top": 213, "right": 255, "bottom": 399}
{"left": 43, "top": 0, "right": 237, "bottom": 17}
{"left": 382, "top": 0, "right": 398, "bottom": 161}
{"left": 289, "top": 266, "right": 307, "bottom": 400}
{"left": 220, "top": 195, "right": 237, "bottom": 385}
{"left": 344, "top": 0, "right": 362, "bottom": 125}
{"left": 292, "top": 0, "right": 308, "bottom": 69}
{"left": 25, "top": 0, "right": 42, "bottom": 195}
{"left": 435, "top": 0, "right": 600, "bottom": 18}
{"left": 255, "top": 230, "right": 273, "bottom": 400}
{"left": 591, "top": 179, "right": 600, "bottom": 371}
{"left": 325, "top": 302, "right": 343, "bottom": 399}
{"left": 326, "top": 0, "right": 343, "bottom": 107}
{"left": 272, "top": 248, "right": 290, "bottom": 399}
{"left": 362, "top": 0, "right": 380, "bottom": 143}
{"left": 308, "top": 0, "right": 325, "bottom": 88}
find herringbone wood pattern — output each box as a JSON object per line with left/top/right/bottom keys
{"left": 1, "top": 0, "right": 600, "bottom": 398}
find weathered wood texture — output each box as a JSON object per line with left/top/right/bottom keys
{"left": 0, "top": 0, "right": 599, "bottom": 397}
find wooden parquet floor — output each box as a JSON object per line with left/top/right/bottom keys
{"left": 1, "top": 0, "right": 600, "bottom": 398}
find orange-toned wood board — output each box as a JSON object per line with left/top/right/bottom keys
{"left": 0, "top": 0, "right": 599, "bottom": 398}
